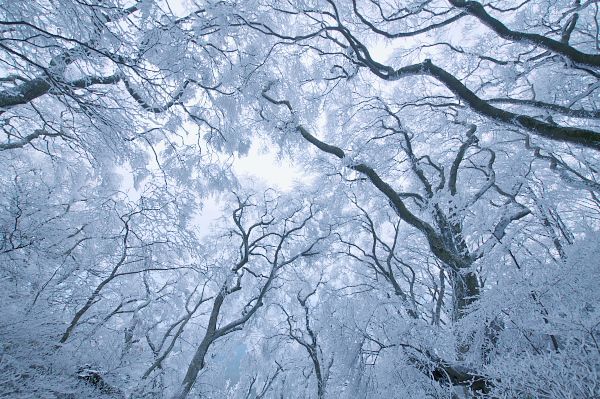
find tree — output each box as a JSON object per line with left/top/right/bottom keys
{"left": 2, "top": 1, "right": 600, "bottom": 398}
{"left": 243, "top": 0, "right": 600, "bottom": 395}
{"left": 164, "top": 191, "right": 326, "bottom": 399}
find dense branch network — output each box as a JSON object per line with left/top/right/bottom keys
{"left": 1, "top": 1, "right": 599, "bottom": 398}
{"left": 243, "top": 0, "right": 600, "bottom": 150}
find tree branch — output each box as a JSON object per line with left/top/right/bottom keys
{"left": 449, "top": 0, "right": 600, "bottom": 67}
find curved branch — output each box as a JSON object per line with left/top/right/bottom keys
{"left": 487, "top": 98, "right": 600, "bottom": 119}
{"left": 0, "top": 74, "right": 121, "bottom": 111}
{"left": 0, "top": 129, "right": 68, "bottom": 151}
{"left": 378, "top": 60, "right": 600, "bottom": 149}
{"left": 325, "top": 21, "right": 600, "bottom": 149}
{"left": 352, "top": 0, "right": 467, "bottom": 39}
{"left": 449, "top": 0, "right": 600, "bottom": 68}
{"left": 122, "top": 76, "right": 190, "bottom": 113}
{"left": 449, "top": 125, "right": 478, "bottom": 196}
{"left": 0, "top": 77, "right": 51, "bottom": 109}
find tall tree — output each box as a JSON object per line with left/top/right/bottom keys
{"left": 2, "top": 1, "right": 600, "bottom": 398}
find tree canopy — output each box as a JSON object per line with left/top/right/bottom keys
{"left": 1, "top": 0, "right": 600, "bottom": 398}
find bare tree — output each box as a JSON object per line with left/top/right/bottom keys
{"left": 168, "top": 193, "right": 326, "bottom": 399}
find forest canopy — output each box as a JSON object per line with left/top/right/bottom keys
{"left": 1, "top": 0, "right": 600, "bottom": 398}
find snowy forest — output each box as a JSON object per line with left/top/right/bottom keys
{"left": 1, "top": 0, "right": 600, "bottom": 398}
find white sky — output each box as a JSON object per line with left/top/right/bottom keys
{"left": 193, "top": 142, "right": 302, "bottom": 236}
{"left": 233, "top": 142, "right": 301, "bottom": 191}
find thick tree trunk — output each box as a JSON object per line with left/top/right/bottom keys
{"left": 170, "top": 293, "right": 224, "bottom": 399}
